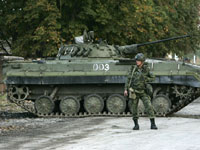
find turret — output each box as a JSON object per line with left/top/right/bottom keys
{"left": 57, "top": 33, "right": 190, "bottom": 59}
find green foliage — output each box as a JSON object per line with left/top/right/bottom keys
{"left": 60, "top": 0, "right": 200, "bottom": 57}
{"left": 0, "top": 0, "right": 200, "bottom": 58}
{"left": 0, "top": 0, "right": 61, "bottom": 58}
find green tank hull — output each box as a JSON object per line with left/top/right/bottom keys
{"left": 3, "top": 34, "right": 200, "bottom": 117}
{"left": 3, "top": 58, "right": 200, "bottom": 117}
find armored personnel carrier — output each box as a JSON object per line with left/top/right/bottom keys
{"left": 3, "top": 32, "right": 200, "bottom": 117}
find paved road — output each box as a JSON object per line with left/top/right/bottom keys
{"left": 0, "top": 99, "right": 200, "bottom": 150}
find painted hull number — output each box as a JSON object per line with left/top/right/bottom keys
{"left": 93, "top": 64, "right": 110, "bottom": 72}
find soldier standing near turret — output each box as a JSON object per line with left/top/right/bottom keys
{"left": 124, "top": 53, "right": 158, "bottom": 130}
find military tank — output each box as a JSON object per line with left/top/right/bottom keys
{"left": 3, "top": 32, "right": 200, "bottom": 117}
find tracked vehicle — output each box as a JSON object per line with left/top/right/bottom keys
{"left": 3, "top": 33, "right": 200, "bottom": 117}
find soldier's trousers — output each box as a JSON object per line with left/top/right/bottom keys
{"left": 131, "top": 92, "right": 155, "bottom": 119}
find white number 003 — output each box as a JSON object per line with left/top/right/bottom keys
{"left": 93, "top": 64, "right": 110, "bottom": 72}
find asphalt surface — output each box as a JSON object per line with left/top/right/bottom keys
{"left": 0, "top": 99, "right": 200, "bottom": 150}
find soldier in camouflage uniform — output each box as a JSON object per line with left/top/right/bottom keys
{"left": 124, "top": 53, "right": 158, "bottom": 130}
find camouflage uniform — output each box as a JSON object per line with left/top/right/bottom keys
{"left": 125, "top": 64, "right": 155, "bottom": 119}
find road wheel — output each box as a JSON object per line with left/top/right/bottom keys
{"left": 84, "top": 94, "right": 104, "bottom": 114}
{"left": 152, "top": 94, "right": 171, "bottom": 115}
{"left": 35, "top": 96, "right": 55, "bottom": 114}
{"left": 106, "top": 94, "right": 126, "bottom": 114}
{"left": 59, "top": 96, "right": 80, "bottom": 115}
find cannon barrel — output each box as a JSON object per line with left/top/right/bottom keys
{"left": 118, "top": 35, "right": 190, "bottom": 55}
{"left": 137, "top": 35, "right": 190, "bottom": 47}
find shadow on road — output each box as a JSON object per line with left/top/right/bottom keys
{"left": 0, "top": 112, "right": 37, "bottom": 119}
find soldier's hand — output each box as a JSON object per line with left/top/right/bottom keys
{"left": 124, "top": 90, "right": 128, "bottom": 97}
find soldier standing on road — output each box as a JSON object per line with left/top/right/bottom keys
{"left": 124, "top": 53, "right": 158, "bottom": 130}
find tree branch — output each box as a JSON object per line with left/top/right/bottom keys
{"left": 0, "top": 41, "right": 10, "bottom": 55}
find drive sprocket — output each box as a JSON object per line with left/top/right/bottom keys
{"left": 8, "top": 85, "right": 29, "bottom": 101}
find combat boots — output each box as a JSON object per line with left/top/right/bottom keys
{"left": 150, "top": 118, "right": 158, "bottom": 130}
{"left": 133, "top": 119, "right": 139, "bottom": 130}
